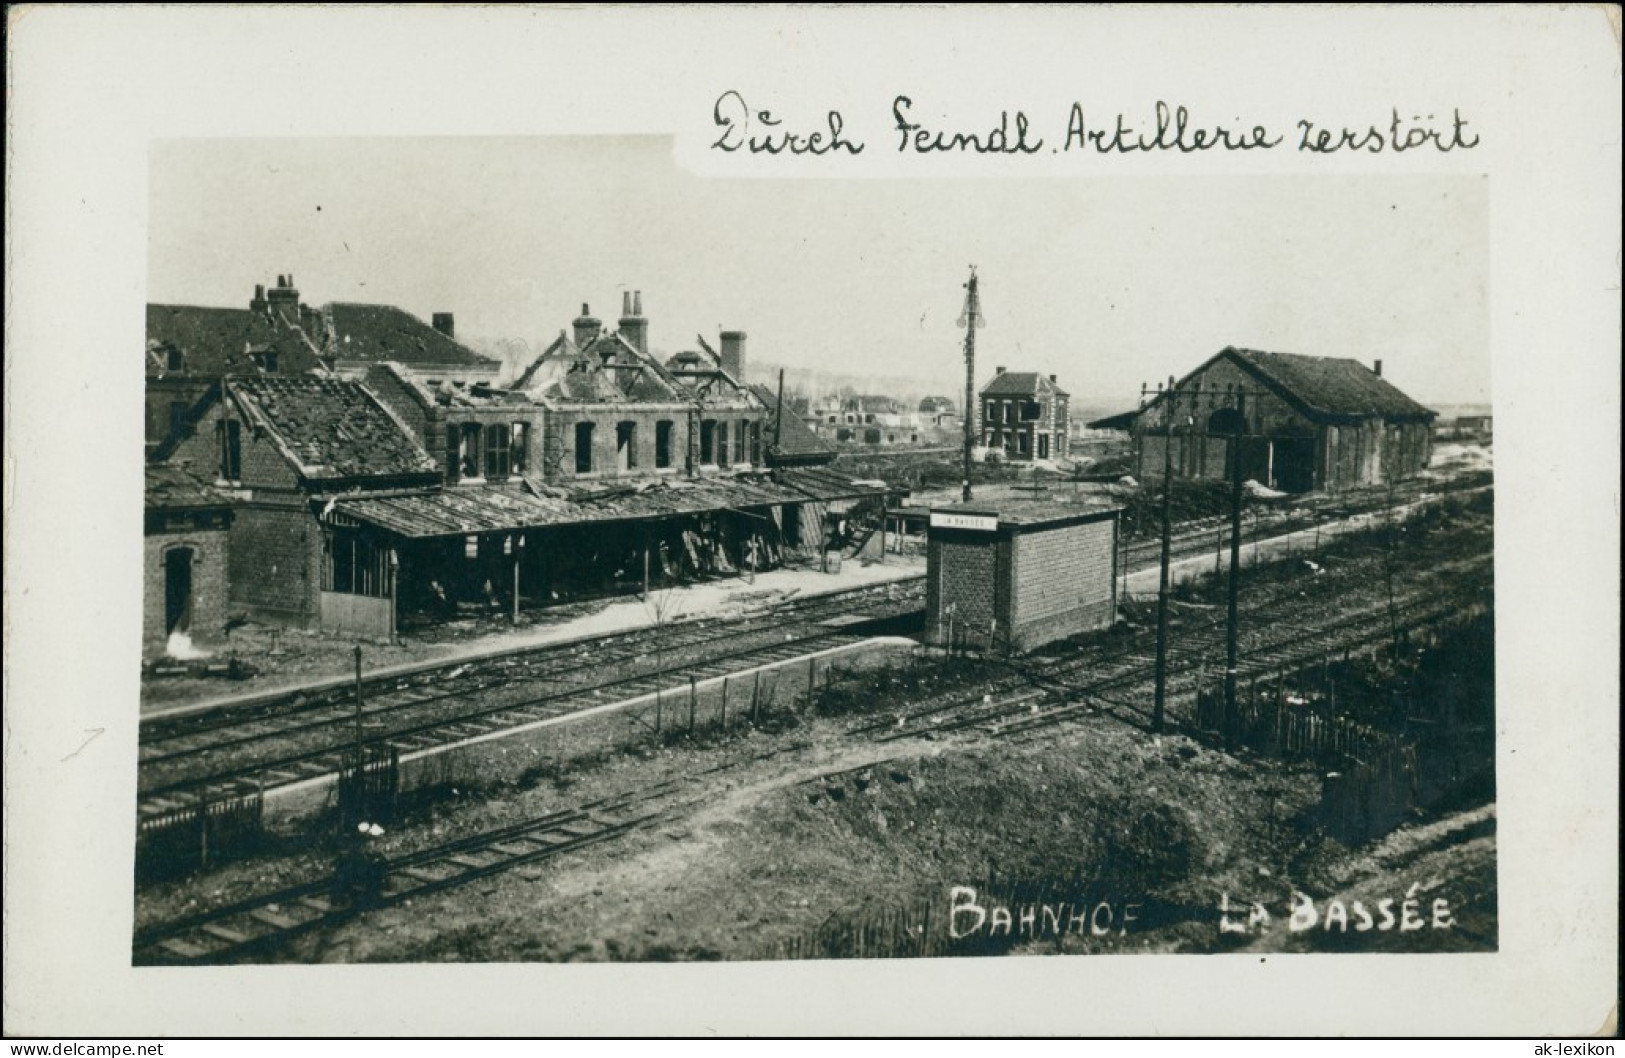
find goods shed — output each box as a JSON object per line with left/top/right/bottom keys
{"left": 926, "top": 500, "right": 1121, "bottom": 655}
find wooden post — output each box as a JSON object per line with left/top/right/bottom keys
{"left": 688, "top": 676, "right": 697, "bottom": 734}
{"left": 511, "top": 549, "right": 520, "bottom": 625}
{"left": 196, "top": 789, "right": 209, "bottom": 871}
{"left": 388, "top": 548, "right": 399, "bottom": 643}
{"left": 655, "top": 687, "right": 662, "bottom": 733}
{"left": 721, "top": 676, "right": 729, "bottom": 730}
{"left": 751, "top": 668, "right": 762, "bottom": 724}
{"left": 809, "top": 657, "right": 817, "bottom": 697}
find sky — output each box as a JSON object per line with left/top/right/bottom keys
{"left": 149, "top": 136, "right": 1489, "bottom": 409}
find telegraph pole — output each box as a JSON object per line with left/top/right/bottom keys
{"left": 958, "top": 267, "right": 984, "bottom": 503}
{"left": 774, "top": 367, "right": 786, "bottom": 451}
{"left": 1223, "top": 392, "right": 1248, "bottom": 748}
{"left": 1151, "top": 376, "right": 1179, "bottom": 733}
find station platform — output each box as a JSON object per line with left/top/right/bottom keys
{"left": 141, "top": 555, "right": 925, "bottom": 720}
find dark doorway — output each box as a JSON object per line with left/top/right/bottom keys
{"left": 1273, "top": 437, "right": 1317, "bottom": 493}
{"left": 164, "top": 547, "right": 194, "bottom": 634}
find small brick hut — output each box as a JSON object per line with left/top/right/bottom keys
{"left": 926, "top": 500, "right": 1120, "bottom": 654}
{"left": 143, "top": 463, "right": 234, "bottom": 657}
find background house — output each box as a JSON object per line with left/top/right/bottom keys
{"left": 323, "top": 301, "right": 501, "bottom": 386}
{"left": 979, "top": 368, "right": 1071, "bottom": 461}
{"left": 145, "top": 276, "right": 330, "bottom": 454}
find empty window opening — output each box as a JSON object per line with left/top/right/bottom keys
{"left": 700, "top": 420, "right": 717, "bottom": 464}
{"left": 575, "top": 422, "right": 595, "bottom": 473}
{"left": 218, "top": 419, "right": 242, "bottom": 481}
{"left": 168, "top": 401, "right": 189, "bottom": 439}
{"left": 749, "top": 421, "right": 762, "bottom": 464}
{"left": 252, "top": 350, "right": 279, "bottom": 374}
{"left": 511, "top": 422, "right": 529, "bottom": 475}
{"left": 449, "top": 423, "right": 483, "bottom": 480}
{"left": 616, "top": 421, "right": 638, "bottom": 471}
{"left": 717, "top": 421, "right": 731, "bottom": 465}
{"left": 655, "top": 420, "right": 674, "bottom": 469}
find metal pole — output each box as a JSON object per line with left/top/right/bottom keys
{"left": 1224, "top": 401, "right": 1245, "bottom": 748}
{"left": 1153, "top": 376, "right": 1176, "bottom": 734}
{"left": 774, "top": 368, "right": 786, "bottom": 451}
{"left": 353, "top": 644, "right": 364, "bottom": 751}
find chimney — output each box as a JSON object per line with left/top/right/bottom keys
{"left": 719, "top": 330, "right": 747, "bottom": 382}
{"left": 619, "top": 289, "right": 648, "bottom": 356}
{"left": 432, "top": 312, "right": 455, "bottom": 338}
{"left": 250, "top": 283, "right": 268, "bottom": 316}
{"left": 1049, "top": 374, "right": 1058, "bottom": 383}
{"left": 573, "top": 303, "right": 602, "bottom": 347}
{"left": 265, "top": 273, "right": 299, "bottom": 321}
{"left": 995, "top": 365, "right": 1006, "bottom": 375}
{"left": 1373, "top": 359, "right": 1383, "bottom": 377}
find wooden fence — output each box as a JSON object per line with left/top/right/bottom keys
{"left": 1193, "top": 673, "right": 1422, "bottom": 844}
{"left": 338, "top": 744, "right": 399, "bottom": 831}
{"left": 1319, "top": 742, "right": 1421, "bottom": 844}
{"left": 136, "top": 788, "right": 264, "bottom": 882}
{"left": 1194, "top": 683, "right": 1408, "bottom": 765}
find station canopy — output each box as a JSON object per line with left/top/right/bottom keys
{"left": 330, "top": 469, "right": 902, "bottom": 540}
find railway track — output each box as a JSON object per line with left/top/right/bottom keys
{"left": 133, "top": 776, "right": 702, "bottom": 965}
{"left": 1118, "top": 475, "right": 1460, "bottom": 572}
{"left": 137, "top": 629, "right": 882, "bottom": 811}
{"left": 144, "top": 579, "right": 923, "bottom": 740}
{"left": 855, "top": 551, "right": 1491, "bottom": 746}
{"left": 138, "top": 583, "right": 923, "bottom": 813}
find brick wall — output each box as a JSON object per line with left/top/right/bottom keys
{"left": 228, "top": 501, "right": 322, "bottom": 624}
{"left": 144, "top": 378, "right": 215, "bottom": 453}
{"left": 165, "top": 398, "right": 299, "bottom": 489}
{"left": 143, "top": 525, "right": 230, "bottom": 656}
{"left": 156, "top": 394, "right": 320, "bottom": 625}
{"left": 1008, "top": 518, "right": 1116, "bottom": 652}
{"left": 926, "top": 534, "right": 1002, "bottom": 646}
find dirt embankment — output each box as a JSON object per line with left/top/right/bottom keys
{"left": 276, "top": 701, "right": 1494, "bottom": 963}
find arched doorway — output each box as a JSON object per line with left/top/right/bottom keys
{"left": 164, "top": 546, "right": 194, "bottom": 635}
